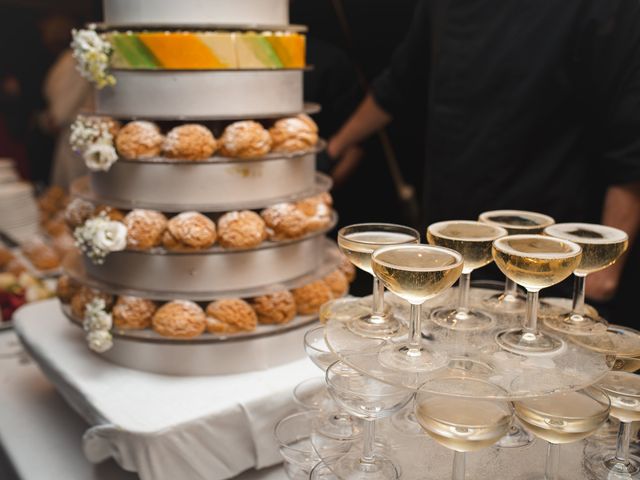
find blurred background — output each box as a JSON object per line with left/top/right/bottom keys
{"left": 0, "top": 0, "right": 636, "bottom": 324}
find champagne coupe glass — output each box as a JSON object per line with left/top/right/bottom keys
{"left": 573, "top": 325, "right": 640, "bottom": 443}
{"left": 303, "top": 326, "right": 361, "bottom": 440}
{"left": 337, "top": 224, "right": 420, "bottom": 338}
{"left": 325, "top": 361, "right": 413, "bottom": 480}
{"left": 372, "top": 244, "right": 463, "bottom": 372}
{"left": 543, "top": 223, "right": 628, "bottom": 335}
{"left": 478, "top": 210, "right": 555, "bottom": 313}
{"left": 587, "top": 371, "right": 640, "bottom": 478}
{"left": 514, "top": 388, "right": 610, "bottom": 480}
{"left": 275, "top": 411, "right": 322, "bottom": 478}
{"left": 492, "top": 235, "right": 582, "bottom": 355}
{"left": 415, "top": 377, "right": 513, "bottom": 480}
{"left": 571, "top": 324, "right": 640, "bottom": 373}
{"left": 479, "top": 213, "right": 555, "bottom": 449}
{"left": 293, "top": 377, "right": 337, "bottom": 412}
{"left": 427, "top": 220, "right": 507, "bottom": 330}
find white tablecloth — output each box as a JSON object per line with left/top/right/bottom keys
{"left": 13, "top": 300, "right": 319, "bottom": 480}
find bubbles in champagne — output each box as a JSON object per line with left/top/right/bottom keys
{"left": 372, "top": 245, "right": 463, "bottom": 304}
{"left": 544, "top": 223, "right": 628, "bottom": 275}
{"left": 598, "top": 371, "right": 640, "bottom": 423}
{"left": 415, "top": 378, "right": 512, "bottom": 452}
{"left": 514, "top": 390, "right": 610, "bottom": 444}
{"left": 479, "top": 210, "right": 555, "bottom": 234}
{"left": 427, "top": 221, "right": 507, "bottom": 272}
{"left": 492, "top": 235, "right": 582, "bottom": 290}
{"left": 338, "top": 230, "right": 419, "bottom": 274}
{"left": 416, "top": 397, "right": 512, "bottom": 452}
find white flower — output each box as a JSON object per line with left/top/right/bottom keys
{"left": 83, "top": 143, "right": 118, "bottom": 171}
{"left": 71, "top": 29, "right": 115, "bottom": 89}
{"left": 83, "top": 298, "right": 113, "bottom": 332}
{"left": 93, "top": 221, "right": 127, "bottom": 253}
{"left": 86, "top": 330, "right": 113, "bottom": 353}
{"left": 74, "top": 212, "right": 128, "bottom": 264}
{"left": 69, "top": 115, "right": 119, "bottom": 171}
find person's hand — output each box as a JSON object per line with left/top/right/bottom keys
{"left": 327, "top": 136, "right": 344, "bottom": 160}
{"left": 330, "top": 145, "right": 364, "bottom": 188}
{"left": 585, "top": 267, "right": 622, "bottom": 302}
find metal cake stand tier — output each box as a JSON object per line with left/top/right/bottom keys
{"left": 72, "top": 172, "right": 332, "bottom": 213}
{"left": 87, "top": 143, "right": 325, "bottom": 211}
{"left": 89, "top": 103, "right": 322, "bottom": 122}
{"left": 96, "top": 70, "right": 307, "bottom": 119}
{"left": 323, "top": 288, "right": 611, "bottom": 400}
{"left": 61, "top": 304, "right": 318, "bottom": 376}
{"left": 64, "top": 238, "right": 343, "bottom": 301}
{"left": 103, "top": 0, "right": 292, "bottom": 29}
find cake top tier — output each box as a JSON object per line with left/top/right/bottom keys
{"left": 104, "top": 0, "right": 289, "bottom": 28}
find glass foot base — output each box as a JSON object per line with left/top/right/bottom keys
{"left": 390, "top": 407, "right": 424, "bottom": 436}
{"left": 496, "top": 422, "right": 535, "bottom": 449}
{"left": 327, "top": 451, "right": 401, "bottom": 480}
{"left": 586, "top": 452, "right": 640, "bottom": 479}
{"left": 347, "top": 314, "right": 402, "bottom": 339}
{"left": 543, "top": 313, "right": 608, "bottom": 336}
{"left": 495, "top": 328, "right": 565, "bottom": 356}
{"left": 431, "top": 307, "right": 496, "bottom": 331}
{"left": 378, "top": 341, "right": 448, "bottom": 373}
{"left": 315, "top": 412, "right": 362, "bottom": 441}
{"left": 483, "top": 292, "right": 527, "bottom": 313}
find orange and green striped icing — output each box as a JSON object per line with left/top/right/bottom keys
{"left": 107, "top": 31, "right": 305, "bottom": 70}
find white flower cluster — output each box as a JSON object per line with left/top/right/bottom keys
{"left": 74, "top": 212, "right": 128, "bottom": 264}
{"left": 70, "top": 116, "right": 118, "bottom": 171}
{"left": 83, "top": 298, "right": 113, "bottom": 353}
{"left": 71, "top": 28, "right": 116, "bottom": 89}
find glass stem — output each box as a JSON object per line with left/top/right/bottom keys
{"left": 615, "top": 421, "right": 632, "bottom": 466}
{"left": 452, "top": 451, "right": 465, "bottom": 480}
{"left": 504, "top": 277, "right": 518, "bottom": 298}
{"left": 570, "top": 274, "right": 586, "bottom": 319}
{"left": 372, "top": 276, "right": 386, "bottom": 319}
{"left": 408, "top": 303, "right": 423, "bottom": 356}
{"left": 544, "top": 443, "right": 560, "bottom": 480}
{"left": 361, "top": 419, "right": 376, "bottom": 465}
{"left": 523, "top": 290, "right": 539, "bottom": 337}
{"left": 457, "top": 272, "right": 471, "bottom": 313}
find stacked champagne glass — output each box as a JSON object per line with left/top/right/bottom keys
{"left": 275, "top": 215, "right": 639, "bottom": 479}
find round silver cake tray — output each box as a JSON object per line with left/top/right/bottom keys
{"left": 96, "top": 70, "right": 304, "bottom": 119}
{"left": 62, "top": 304, "right": 316, "bottom": 375}
{"left": 73, "top": 172, "right": 332, "bottom": 213}
{"left": 87, "top": 144, "right": 324, "bottom": 210}
{"left": 89, "top": 103, "right": 322, "bottom": 122}
{"left": 64, "top": 238, "right": 342, "bottom": 301}
{"left": 103, "top": 0, "right": 291, "bottom": 29}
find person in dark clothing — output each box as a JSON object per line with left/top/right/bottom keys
{"left": 303, "top": 36, "right": 363, "bottom": 184}
{"left": 328, "top": 0, "right": 640, "bottom": 325}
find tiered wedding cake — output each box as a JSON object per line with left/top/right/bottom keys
{"left": 57, "top": 0, "right": 352, "bottom": 375}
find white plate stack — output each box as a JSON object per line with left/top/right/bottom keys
{"left": 0, "top": 159, "right": 39, "bottom": 242}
